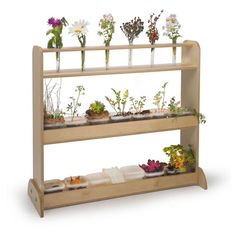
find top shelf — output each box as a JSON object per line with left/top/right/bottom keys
{"left": 42, "top": 43, "right": 194, "bottom": 53}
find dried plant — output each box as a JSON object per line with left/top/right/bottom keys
{"left": 120, "top": 17, "right": 144, "bottom": 44}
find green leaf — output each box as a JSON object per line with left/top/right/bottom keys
{"left": 46, "top": 29, "right": 52, "bottom": 36}
{"left": 47, "top": 38, "right": 54, "bottom": 48}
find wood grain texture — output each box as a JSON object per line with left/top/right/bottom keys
{"left": 181, "top": 40, "right": 200, "bottom": 172}
{"left": 42, "top": 43, "right": 194, "bottom": 52}
{"left": 198, "top": 167, "right": 207, "bottom": 189}
{"left": 33, "top": 46, "right": 44, "bottom": 191}
{"left": 44, "top": 116, "right": 198, "bottom": 145}
{"left": 44, "top": 172, "right": 198, "bottom": 209}
{"left": 44, "top": 64, "right": 197, "bottom": 78}
{"left": 28, "top": 179, "right": 44, "bottom": 217}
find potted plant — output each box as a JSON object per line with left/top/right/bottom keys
{"left": 86, "top": 100, "right": 109, "bottom": 123}
{"left": 105, "top": 88, "right": 132, "bottom": 121}
{"left": 65, "top": 85, "right": 87, "bottom": 126}
{"left": 139, "top": 159, "right": 166, "bottom": 177}
{"left": 44, "top": 108, "right": 65, "bottom": 128}
{"left": 44, "top": 79, "right": 65, "bottom": 129}
{"left": 166, "top": 96, "right": 193, "bottom": 117}
{"left": 152, "top": 82, "right": 168, "bottom": 117}
{"left": 129, "top": 95, "right": 152, "bottom": 119}
{"left": 163, "top": 144, "right": 196, "bottom": 173}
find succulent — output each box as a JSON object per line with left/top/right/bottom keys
{"left": 89, "top": 101, "right": 106, "bottom": 113}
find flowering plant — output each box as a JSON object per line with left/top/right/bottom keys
{"left": 47, "top": 17, "right": 68, "bottom": 71}
{"left": 163, "top": 144, "right": 195, "bottom": 172}
{"left": 163, "top": 14, "right": 181, "bottom": 62}
{"left": 140, "top": 160, "right": 166, "bottom": 173}
{"left": 146, "top": 10, "right": 163, "bottom": 47}
{"left": 163, "top": 14, "right": 181, "bottom": 41}
{"left": 120, "top": 17, "right": 144, "bottom": 66}
{"left": 120, "top": 17, "right": 144, "bottom": 44}
{"left": 69, "top": 20, "right": 89, "bottom": 71}
{"left": 98, "top": 14, "right": 115, "bottom": 69}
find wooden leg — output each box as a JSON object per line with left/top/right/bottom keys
{"left": 198, "top": 167, "right": 207, "bottom": 190}
{"left": 28, "top": 179, "right": 44, "bottom": 217}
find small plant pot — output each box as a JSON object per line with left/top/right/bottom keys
{"left": 167, "top": 169, "right": 176, "bottom": 175}
{"left": 65, "top": 116, "right": 87, "bottom": 127}
{"left": 86, "top": 110, "right": 110, "bottom": 124}
{"left": 176, "top": 168, "right": 187, "bottom": 174}
{"left": 64, "top": 176, "right": 88, "bottom": 190}
{"left": 44, "top": 117, "right": 66, "bottom": 129}
{"left": 144, "top": 170, "right": 165, "bottom": 178}
{"left": 110, "top": 112, "right": 133, "bottom": 122}
{"left": 182, "top": 110, "right": 194, "bottom": 116}
{"left": 133, "top": 110, "right": 153, "bottom": 120}
{"left": 44, "top": 179, "right": 65, "bottom": 194}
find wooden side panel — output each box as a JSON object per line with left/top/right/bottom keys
{"left": 44, "top": 116, "right": 198, "bottom": 144}
{"left": 33, "top": 46, "right": 44, "bottom": 191}
{"left": 28, "top": 179, "right": 44, "bottom": 217}
{"left": 44, "top": 173, "right": 198, "bottom": 209}
{"left": 181, "top": 40, "right": 200, "bottom": 172}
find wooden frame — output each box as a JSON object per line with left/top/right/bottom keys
{"left": 28, "top": 41, "right": 207, "bottom": 217}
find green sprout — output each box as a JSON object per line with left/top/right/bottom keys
{"left": 129, "top": 96, "right": 146, "bottom": 114}
{"left": 153, "top": 82, "right": 168, "bottom": 111}
{"left": 192, "top": 109, "right": 206, "bottom": 124}
{"left": 105, "top": 88, "right": 129, "bottom": 115}
{"left": 168, "top": 96, "right": 182, "bottom": 113}
{"left": 66, "top": 85, "right": 85, "bottom": 121}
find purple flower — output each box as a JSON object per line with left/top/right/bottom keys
{"left": 48, "top": 17, "right": 61, "bottom": 28}
{"left": 53, "top": 19, "right": 61, "bottom": 28}
{"left": 48, "top": 17, "right": 55, "bottom": 25}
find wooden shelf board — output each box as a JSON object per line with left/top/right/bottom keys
{"left": 44, "top": 172, "right": 198, "bottom": 209}
{"left": 43, "top": 64, "right": 197, "bottom": 78}
{"left": 42, "top": 43, "right": 194, "bottom": 53}
{"left": 43, "top": 116, "right": 198, "bottom": 145}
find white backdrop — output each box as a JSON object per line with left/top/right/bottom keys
{"left": 0, "top": 0, "right": 235, "bottom": 235}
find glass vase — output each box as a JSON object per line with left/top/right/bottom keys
{"left": 105, "top": 43, "right": 110, "bottom": 70}
{"left": 81, "top": 47, "right": 85, "bottom": 71}
{"left": 56, "top": 52, "right": 60, "bottom": 72}
{"left": 172, "top": 38, "right": 177, "bottom": 64}
{"left": 128, "top": 42, "right": 133, "bottom": 67}
{"left": 150, "top": 47, "right": 155, "bottom": 66}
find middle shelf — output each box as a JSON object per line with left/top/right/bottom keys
{"left": 44, "top": 115, "right": 197, "bottom": 144}
{"left": 44, "top": 63, "right": 197, "bottom": 78}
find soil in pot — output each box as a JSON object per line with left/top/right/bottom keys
{"left": 44, "top": 115, "right": 65, "bottom": 129}
{"left": 110, "top": 112, "right": 133, "bottom": 122}
{"left": 133, "top": 110, "right": 153, "bottom": 119}
{"left": 86, "top": 110, "right": 110, "bottom": 123}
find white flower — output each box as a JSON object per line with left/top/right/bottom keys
{"left": 69, "top": 20, "right": 89, "bottom": 36}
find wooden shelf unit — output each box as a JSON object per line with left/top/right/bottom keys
{"left": 28, "top": 40, "right": 207, "bottom": 217}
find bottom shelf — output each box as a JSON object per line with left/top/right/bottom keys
{"left": 28, "top": 167, "right": 207, "bottom": 217}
